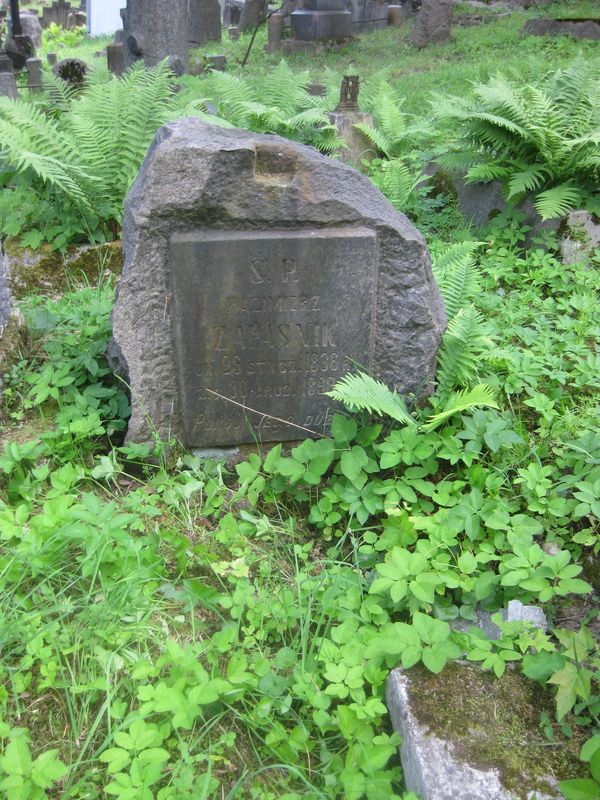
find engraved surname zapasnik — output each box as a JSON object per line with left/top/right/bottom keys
{"left": 169, "top": 229, "right": 377, "bottom": 447}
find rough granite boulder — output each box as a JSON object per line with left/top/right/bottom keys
{"left": 110, "top": 119, "right": 446, "bottom": 448}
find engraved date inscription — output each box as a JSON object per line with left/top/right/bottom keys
{"left": 169, "top": 228, "right": 376, "bottom": 446}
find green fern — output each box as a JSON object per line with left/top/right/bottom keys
{"left": 0, "top": 61, "right": 231, "bottom": 247}
{"left": 422, "top": 384, "right": 499, "bottom": 431}
{"left": 534, "top": 183, "right": 584, "bottom": 221}
{"left": 433, "top": 55, "right": 600, "bottom": 219}
{"left": 436, "top": 305, "right": 493, "bottom": 398}
{"left": 431, "top": 241, "right": 483, "bottom": 321}
{"left": 327, "top": 372, "right": 498, "bottom": 430}
{"left": 353, "top": 82, "right": 433, "bottom": 162}
{"left": 325, "top": 372, "right": 415, "bottom": 425}
{"left": 196, "top": 61, "right": 341, "bottom": 152}
{"left": 370, "top": 158, "right": 424, "bottom": 212}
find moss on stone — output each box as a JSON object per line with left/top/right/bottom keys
{"left": 0, "top": 314, "right": 28, "bottom": 425}
{"left": 408, "top": 662, "right": 584, "bottom": 799}
{"left": 5, "top": 238, "right": 123, "bottom": 300}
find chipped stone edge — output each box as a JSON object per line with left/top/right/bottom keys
{"left": 386, "top": 668, "right": 558, "bottom": 800}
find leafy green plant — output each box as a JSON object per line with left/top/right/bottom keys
{"left": 42, "top": 22, "right": 87, "bottom": 49}
{"left": 0, "top": 727, "right": 67, "bottom": 800}
{"left": 0, "top": 61, "right": 213, "bottom": 248}
{"left": 187, "top": 61, "right": 342, "bottom": 152}
{"left": 560, "top": 737, "right": 600, "bottom": 800}
{"left": 434, "top": 55, "right": 600, "bottom": 219}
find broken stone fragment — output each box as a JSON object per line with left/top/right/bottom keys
{"left": 561, "top": 209, "right": 600, "bottom": 265}
{"left": 386, "top": 663, "right": 581, "bottom": 800}
{"left": 450, "top": 601, "right": 548, "bottom": 640}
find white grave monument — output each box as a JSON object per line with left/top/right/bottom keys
{"left": 87, "top": 0, "right": 123, "bottom": 36}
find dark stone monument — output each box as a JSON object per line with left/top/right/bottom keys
{"left": 266, "top": 11, "right": 284, "bottom": 52}
{"left": 387, "top": 3, "right": 411, "bottom": 26}
{"left": 329, "top": 76, "right": 376, "bottom": 168}
{"left": 5, "top": 0, "right": 35, "bottom": 71}
{"left": 121, "top": 0, "right": 188, "bottom": 73}
{"left": 239, "top": 0, "right": 266, "bottom": 32}
{"left": 346, "top": 0, "right": 390, "bottom": 33}
{"left": 106, "top": 42, "right": 124, "bottom": 75}
{"left": 47, "top": 52, "right": 57, "bottom": 65}
{"left": 0, "top": 72, "right": 18, "bottom": 98}
{"left": 20, "top": 10, "right": 42, "bottom": 48}
{"left": 41, "top": 0, "right": 72, "bottom": 29}
{"left": 68, "top": 9, "right": 86, "bottom": 27}
{"left": 223, "top": 0, "right": 243, "bottom": 27}
{"left": 110, "top": 119, "right": 446, "bottom": 448}
{"left": 206, "top": 53, "right": 227, "bottom": 70}
{"left": 189, "top": 0, "right": 221, "bottom": 45}
{"left": 411, "top": 0, "right": 453, "bottom": 47}
{"left": 291, "top": 0, "right": 352, "bottom": 41}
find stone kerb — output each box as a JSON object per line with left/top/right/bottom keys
{"left": 110, "top": 119, "right": 446, "bottom": 447}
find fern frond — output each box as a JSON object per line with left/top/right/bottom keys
{"left": 423, "top": 384, "right": 498, "bottom": 431}
{"left": 534, "top": 183, "right": 583, "bottom": 220}
{"left": 371, "top": 158, "right": 424, "bottom": 211}
{"left": 435, "top": 149, "right": 481, "bottom": 173}
{"left": 326, "top": 372, "right": 415, "bottom": 425}
{"left": 434, "top": 57, "right": 600, "bottom": 215}
{"left": 432, "top": 242, "right": 483, "bottom": 320}
{"left": 353, "top": 123, "right": 393, "bottom": 158}
{"left": 506, "top": 164, "right": 548, "bottom": 199}
{"left": 465, "top": 162, "right": 512, "bottom": 183}
{"left": 436, "top": 304, "right": 492, "bottom": 398}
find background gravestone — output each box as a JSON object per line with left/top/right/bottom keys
{"left": 20, "top": 12, "right": 42, "bottom": 49}
{"left": 239, "top": 0, "right": 267, "bottom": 32}
{"left": 189, "top": 0, "right": 222, "bottom": 45}
{"left": 411, "top": 0, "right": 453, "bottom": 47}
{"left": 121, "top": 0, "right": 188, "bottom": 74}
{"left": 110, "top": 119, "right": 446, "bottom": 448}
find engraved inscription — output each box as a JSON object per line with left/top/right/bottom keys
{"left": 169, "top": 229, "right": 377, "bottom": 447}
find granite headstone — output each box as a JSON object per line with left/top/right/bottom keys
{"left": 121, "top": 0, "right": 188, "bottom": 73}
{"left": 110, "top": 120, "right": 446, "bottom": 448}
{"left": 239, "top": 0, "right": 266, "bottom": 32}
{"left": 411, "top": 0, "right": 453, "bottom": 47}
{"left": 20, "top": 11, "right": 42, "bottom": 49}
{"left": 189, "top": 0, "right": 222, "bottom": 45}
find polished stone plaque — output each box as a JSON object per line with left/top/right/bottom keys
{"left": 169, "top": 228, "right": 377, "bottom": 446}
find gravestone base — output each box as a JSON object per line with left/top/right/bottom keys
{"left": 0, "top": 73, "right": 18, "bottom": 99}
{"left": 291, "top": 9, "right": 353, "bottom": 40}
{"left": 110, "top": 120, "right": 446, "bottom": 449}
{"left": 281, "top": 39, "right": 328, "bottom": 55}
